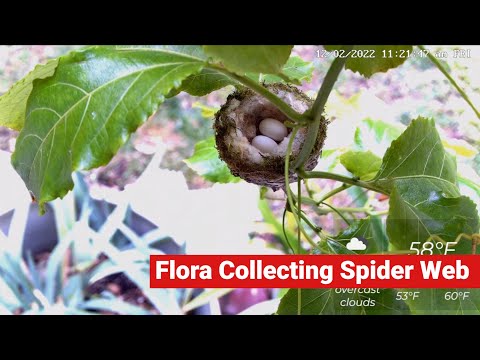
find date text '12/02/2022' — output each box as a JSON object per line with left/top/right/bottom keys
{"left": 316, "top": 48, "right": 472, "bottom": 59}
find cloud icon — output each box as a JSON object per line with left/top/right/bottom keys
{"left": 346, "top": 237, "right": 367, "bottom": 251}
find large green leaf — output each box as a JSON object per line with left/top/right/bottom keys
{"left": 286, "top": 218, "right": 402, "bottom": 315}
{"left": 255, "top": 56, "right": 314, "bottom": 84}
{"left": 174, "top": 55, "right": 313, "bottom": 97}
{"left": 203, "top": 45, "right": 293, "bottom": 74}
{"left": 369, "top": 117, "right": 457, "bottom": 194}
{"left": 184, "top": 136, "right": 240, "bottom": 184}
{"left": 340, "top": 150, "right": 381, "bottom": 180}
{"left": 354, "top": 118, "right": 403, "bottom": 150}
{"left": 333, "top": 217, "right": 389, "bottom": 254}
{"left": 164, "top": 47, "right": 236, "bottom": 97}
{"left": 324, "top": 45, "right": 412, "bottom": 78}
{"left": 316, "top": 239, "right": 356, "bottom": 255}
{"left": 406, "top": 288, "right": 480, "bottom": 315}
{"left": 277, "top": 288, "right": 410, "bottom": 315}
{"left": 174, "top": 68, "right": 237, "bottom": 96}
{"left": 12, "top": 46, "right": 205, "bottom": 211}
{"left": 368, "top": 117, "right": 479, "bottom": 251}
{"left": 387, "top": 179, "right": 479, "bottom": 252}
{"left": 0, "top": 58, "right": 59, "bottom": 131}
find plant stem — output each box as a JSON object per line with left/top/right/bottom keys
{"left": 292, "top": 46, "right": 354, "bottom": 170}
{"left": 316, "top": 184, "right": 351, "bottom": 205}
{"left": 297, "top": 178, "right": 302, "bottom": 254}
{"left": 291, "top": 195, "right": 317, "bottom": 207}
{"left": 418, "top": 45, "right": 480, "bottom": 119}
{"left": 303, "top": 179, "right": 315, "bottom": 198}
{"left": 309, "top": 204, "right": 388, "bottom": 217}
{"left": 310, "top": 47, "right": 354, "bottom": 120}
{"left": 320, "top": 202, "right": 351, "bottom": 226}
{"left": 297, "top": 178, "right": 302, "bottom": 315}
{"left": 370, "top": 210, "right": 389, "bottom": 216}
{"left": 285, "top": 127, "right": 300, "bottom": 224}
{"left": 207, "top": 64, "right": 306, "bottom": 123}
{"left": 285, "top": 127, "right": 317, "bottom": 250}
{"left": 315, "top": 206, "right": 369, "bottom": 214}
{"left": 299, "top": 169, "right": 388, "bottom": 194}
{"left": 282, "top": 209, "right": 295, "bottom": 254}
{"left": 298, "top": 211, "right": 322, "bottom": 234}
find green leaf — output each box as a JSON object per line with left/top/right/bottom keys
{"left": 0, "top": 58, "right": 59, "bottom": 131}
{"left": 406, "top": 288, "right": 480, "bottom": 315}
{"left": 203, "top": 45, "right": 293, "bottom": 74}
{"left": 275, "top": 56, "right": 314, "bottom": 83}
{"left": 259, "top": 186, "right": 269, "bottom": 200}
{"left": 175, "top": 55, "right": 312, "bottom": 97}
{"left": 93, "top": 203, "right": 182, "bottom": 315}
{"left": 459, "top": 176, "right": 480, "bottom": 198}
{"left": 316, "top": 239, "right": 356, "bottom": 255}
{"left": 175, "top": 68, "right": 238, "bottom": 96}
{"left": 184, "top": 136, "right": 240, "bottom": 184}
{"left": 370, "top": 117, "right": 457, "bottom": 194}
{"left": 0, "top": 253, "right": 38, "bottom": 308}
{"left": 163, "top": 46, "right": 237, "bottom": 97}
{"left": 324, "top": 45, "right": 412, "bottom": 78}
{"left": 368, "top": 117, "right": 479, "bottom": 250}
{"left": 260, "top": 56, "right": 314, "bottom": 84}
{"left": 333, "top": 217, "right": 389, "bottom": 254}
{"left": 354, "top": 118, "right": 403, "bottom": 150}
{"left": 192, "top": 102, "right": 220, "bottom": 119}
{"left": 45, "top": 227, "right": 76, "bottom": 302}
{"left": 12, "top": 46, "right": 205, "bottom": 211}
{"left": 387, "top": 179, "right": 479, "bottom": 252}
{"left": 277, "top": 288, "right": 410, "bottom": 315}
{"left": 340, "top": 150, "right": 381, "bottom": 180}
{"left": 62, "top": 274, "right": 84, "bottom": 308}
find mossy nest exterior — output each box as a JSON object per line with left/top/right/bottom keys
{"left": 214, "top": 83, "right": 327, "bottom": 190}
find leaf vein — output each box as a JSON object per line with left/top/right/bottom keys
{"left": 27, "top": 107, "right": 61, "bottom": 120}
{"left": 382, "top": 136, "right": 428, "bottom": 179}
{"left": 301, "top": 289, "right": 331, "bottom": 310}
{"left": 403, "top": 199, "right": 432, "bottom": 237}
{"left": 71, "top": 96, "right": 91, "bottom": 149}
{"left": 423, "top": 139, "right": 440, "bottom": 174}
{"left": 24, "top": 61, "right": 194, "bottom": 192}
{"left": 85, "top": 71, "right": 145, "bottom": 149}
{"left": 47, "top": 82, "right": 88, "bottom": 95}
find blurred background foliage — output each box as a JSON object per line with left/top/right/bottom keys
{"left": 0, "top": 45, "right": 479, "bottom": 315}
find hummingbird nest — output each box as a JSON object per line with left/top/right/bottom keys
{"left": 214, "top": 83, "right": 327, "bottom": 190}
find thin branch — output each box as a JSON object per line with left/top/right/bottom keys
{"left": 299, "top": 169, "right": 388, "bottom": 195}
{"left": 292, "top": 46, "right": 354, "bottom": 169}
{"left": 206, "top": 64, "right": 307, "bottom": 123}
{"left": 419, "top": 45, "right": 480, "bottom": 119}
{"left": 316, "top": 184, "right": 351, "bottom": 205}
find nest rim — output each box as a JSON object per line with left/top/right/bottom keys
{"left": 214, "top": 83, "right": 328, "bottom": 190}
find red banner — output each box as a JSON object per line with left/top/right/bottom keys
{"left": 149, "top": 255, "right": 480, "bottom": 288}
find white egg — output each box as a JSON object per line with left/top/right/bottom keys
{"left": 259, "top": 118, "right": 288, "bottom": 142}
{"left": 251, "top": 135, "right": 278, "bottom": 155}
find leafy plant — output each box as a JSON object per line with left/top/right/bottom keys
{"left": 184, "top": 136, "right": 240, "bottom": 183}
{"left": 0, "top": 171, "right": 205, "bottom": 315}
{"left": 0, "top": 191, "right": 157, "bottom": 315}
{"left": 1, "top": 45, "right": 479, "bottom": 315}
